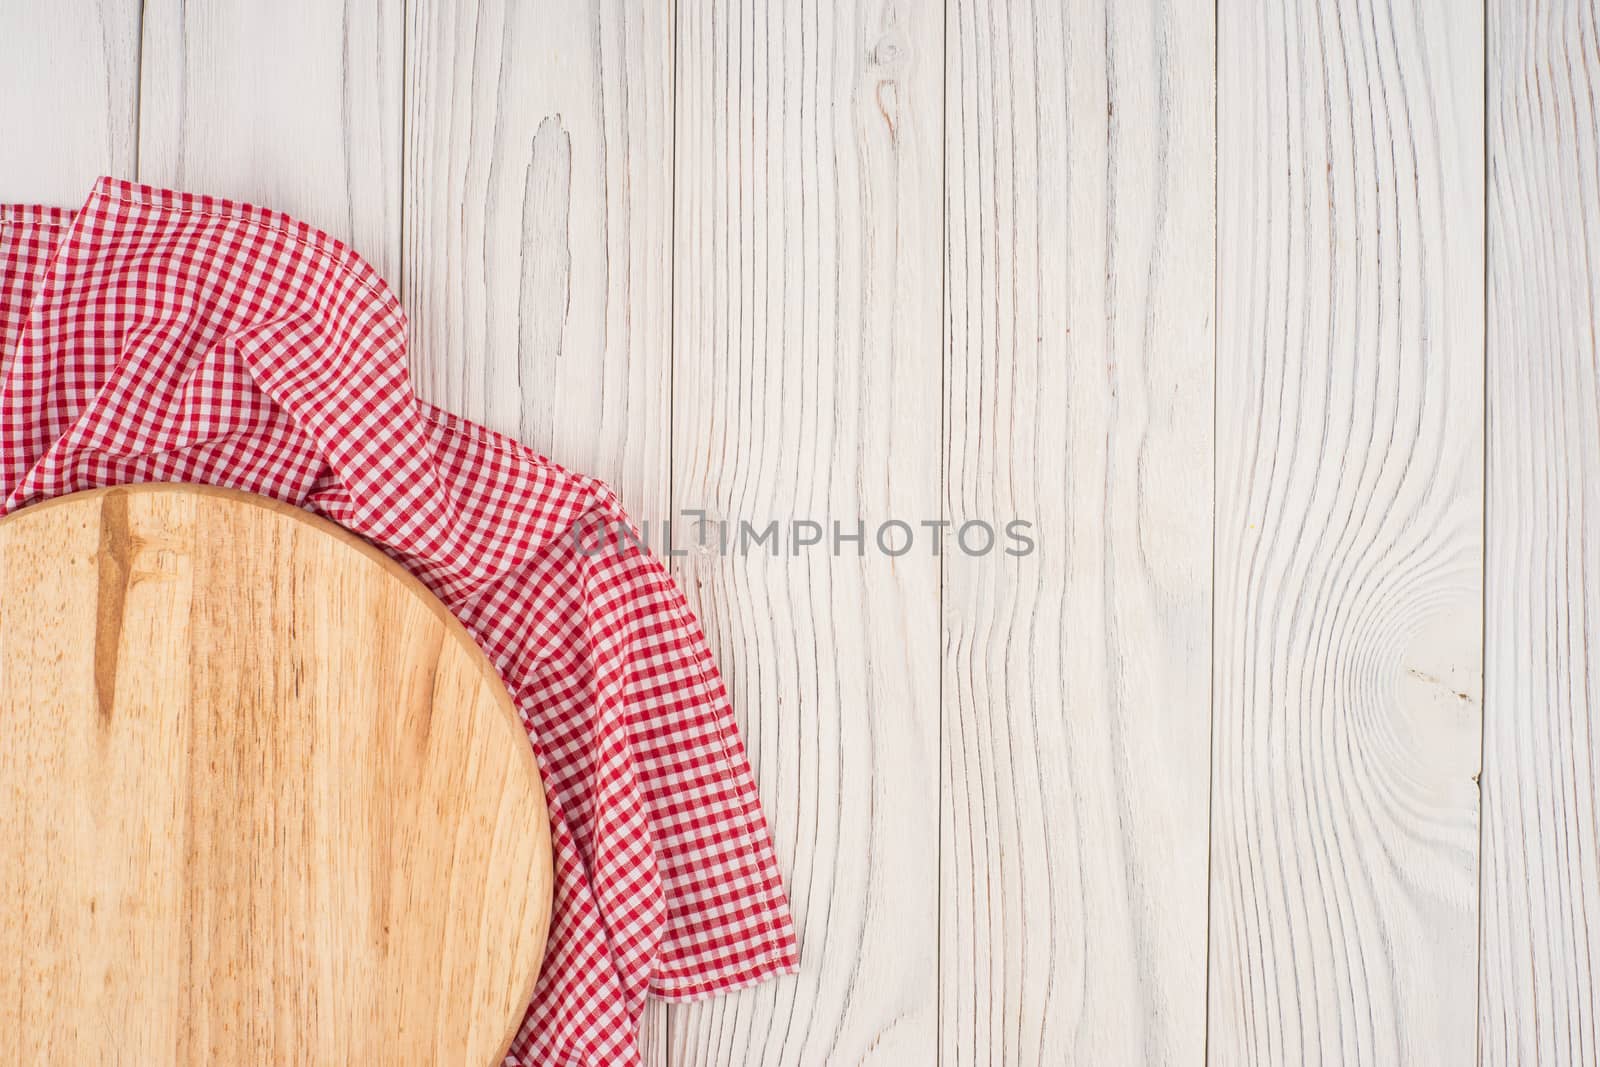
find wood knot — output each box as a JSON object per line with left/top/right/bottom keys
{"left": 870, "top": 29, "right": 907, "bottom": 73}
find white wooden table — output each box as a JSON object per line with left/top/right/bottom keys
{"left": 1, "top": 1, "right": 1594, "bottom": 1064}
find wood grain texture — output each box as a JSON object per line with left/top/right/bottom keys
{"left": 137, "top": 0, "right": 403, "bottom": 279}
{"left": 0, "top": 485, "right": 551, "bottom": 1066}
{"left": 666, "top": 2, "right": 943, "bottom": 1063}
{"left": 942, "top": 1, "right": 1214, "bottom": 1063}
{"left": 402, "top": 0, "right": 673, "bottom": 513}
{"left": 1211, "top": 0, "right": 1484, "bottom": 1062}
{"left": 1482, "top": 3, "right": 1600, "bottom": 1063}
{"left": 0, "top": 0, "right": 139, "bottom": 202}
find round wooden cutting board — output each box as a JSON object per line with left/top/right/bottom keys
{"left": 0, "top": 485, "right": 552, "bottom": 1065}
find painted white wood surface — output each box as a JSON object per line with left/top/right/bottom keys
{"left": 137, "top": 0, "right": 402, "bottom": 280}
{"left": 8, "top": 1, "right": 1600, "bottom": 1064}
{"left": 942, "top": 1, "right": 1213, "bottom": 1064}
{"left": 402, "top": 0, "right": 673, "bottom": 518}
{"left": 1482, "top": 2, "right": 1600, "bottom": 1063}
{"left": 0, "top": 0, "right": 139, "bottom": 201}
{"left": 1212, "top": 0, "right": 1484, "bottom": 1062}
{"left": 666, "top": 2, "right": 942, "bottom": 1063}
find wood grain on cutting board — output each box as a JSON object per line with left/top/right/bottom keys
{"left": 0, "top": 485, "right": 550, "bottom": 1066}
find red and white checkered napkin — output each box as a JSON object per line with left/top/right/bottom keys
{"left": 0, "top": 177, "right": 798, "bottom": 1065}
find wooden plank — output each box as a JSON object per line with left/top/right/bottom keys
{"left": 403, "top": 3, "right": 673, "bottom": 1060}
{"left": 0, "top": 0, "right": 140, "bottom": 202}
{"left": 941, "top": 1, "right": 1214, "bottom": 1063}
{"left": 1210, "top": 0, "right": 1484, "bottom": 1062}
{"left": 136, "top": 0, "right": 402, "bottom": 279}
{"left": 665, "top": 2, "right": 943, "bottom": 1063}
{"left": 402, "top": 0, "right": 673, "bottom": 513}
{"left": 1481, "top": 3, "right": 1600, "bottom": 1063}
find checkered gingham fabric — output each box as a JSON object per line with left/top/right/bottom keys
{"left": 0, "top": 177, "right": 798, "bottom": 1065}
